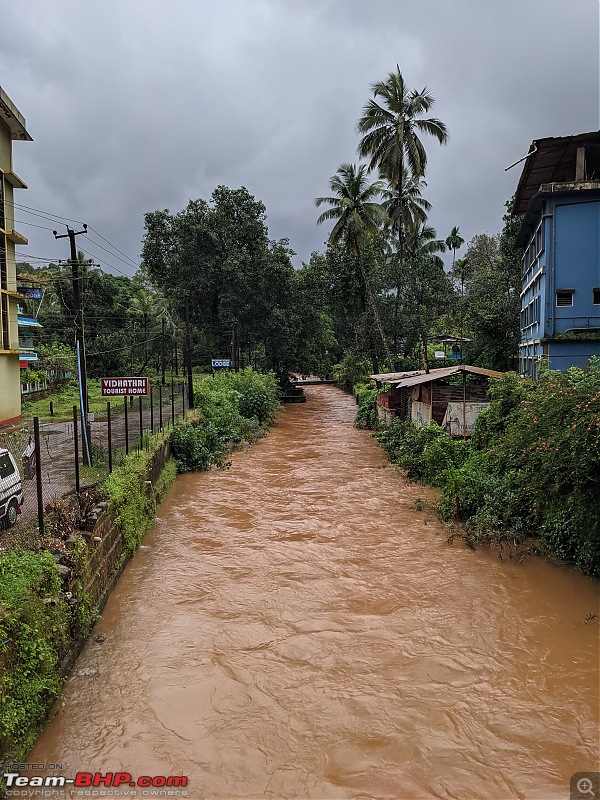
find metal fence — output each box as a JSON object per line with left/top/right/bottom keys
{"left": 0, "top": 381, "right": 189, "bottom": 552}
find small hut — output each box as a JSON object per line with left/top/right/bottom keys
{"left": 371, "top": 365, "right": 502, "bottom": 436}
{"left": 370, "top": 371, "right": 422, "bottom": 422}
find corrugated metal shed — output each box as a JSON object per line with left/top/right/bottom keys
{"left": 387, "top": 365, "right": 502, "bottom": 388}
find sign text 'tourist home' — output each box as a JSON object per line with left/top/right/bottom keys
{"left": 100, "top": 377, "right": 150, "bottom": 397}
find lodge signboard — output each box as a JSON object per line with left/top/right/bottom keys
{"left": 101, "top": 377, "right": 150, "bottom": 397}
{"left": 19, "top": 287, "right": 44, "bottom": 300}
{"left": 211, "top": 358, "right": 231, "bottom": 369}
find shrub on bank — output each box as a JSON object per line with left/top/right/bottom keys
{"left": 354, "top": 382, "right": 379, "bottom": 430}
{"left": 0, "top": 550, "right": 68, "bottom": 758}
{"left": 171, "top": 368, "right": 280, "bottom": 473}
{"left": 378, "top": 419, "right": 469, "bottom": 485}
{"left": 103, "top": 440, "right": 176, "bottom": 554}
{"left": 376, "top": 363, "right": 600, "bottom": 576}
{"left": 332, "top": 351, "right": 372, "bottom": 394}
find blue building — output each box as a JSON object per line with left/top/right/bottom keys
{"left": 513, "top": 131, "right": 600, "bottom": 378}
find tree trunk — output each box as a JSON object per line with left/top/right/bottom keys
{"left": 418, "top": 325, "right": 430, "bottom": 373}
{"left": 405, "top": 261, "right": 430, "bottom": 374}
{"left": 357, "top": 255, "right": 395, "bottom": 371}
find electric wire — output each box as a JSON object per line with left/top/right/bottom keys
{"left": 6, "top": 198, "right": 140, "bottom": 269}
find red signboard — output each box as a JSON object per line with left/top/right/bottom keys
{"left": 101, "top": 377, "right": 150, "bottom": 397}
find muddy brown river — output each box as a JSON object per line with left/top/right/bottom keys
{"left": 29, "top": 386, "right": 599, "bottom": 799}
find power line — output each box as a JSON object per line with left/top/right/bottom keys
{"left": 15, "top": 252, "right": 65, "bottom": 262}
{"left": 13, "top": 219, "right": 57, "bottom": 231}
{"left": 4, "top": 198, "right": 86, "bottom": 226}
{"left": 7, "top": 198, "right": 140, "bottom": 268}
{"left": 87, "top": 226, "right": 139, "bottom": 268}
{"left": 76, "top": 245, "right": 132, "bottom": 278}
{"left": 81, "top": 235, "right": 139, "bottom": 271}
{"left": 87, "top": 333, "right": 164, "bottom": 358}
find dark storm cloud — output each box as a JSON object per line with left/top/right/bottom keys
{"left": 1, "top": 0, "right": 598, "bottom": 273}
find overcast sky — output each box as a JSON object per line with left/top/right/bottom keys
{"left": 1, "top": 0, "right": 599, "bottom": 276}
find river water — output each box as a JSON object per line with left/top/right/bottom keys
{"left": 29, "top": 386, "right": 599, "bottom": 799}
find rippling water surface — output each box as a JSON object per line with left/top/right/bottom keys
{"left": 29, "top": 386, "right": 599, "bottom": 799}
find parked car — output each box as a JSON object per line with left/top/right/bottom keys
{"left": 0, "top": 448, "right": 23, "bottom": 528}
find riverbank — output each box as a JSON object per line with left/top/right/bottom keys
{"left": 369, "top": 364, "right": 600, "bottom": 578}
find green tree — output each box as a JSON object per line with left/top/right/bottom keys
{"left": 461, "top": 201, "right": 522, "bottom": 371}
{"left": 18, "top": 258, "right": 136, "bottom": 377}
{"left": 142, "top": 187, "right": 301, "bottom": 378}
{"left": 356, "top": 67, "right": 449, "bottom": 369}
{"left": 400, "top": 223, "right": 451, "bottom": 371}
{"left": 445, "top": 226, "right": 465, "bottom": 270}
{"left": 315, "top": 163, "right": 393, "bottom": 369}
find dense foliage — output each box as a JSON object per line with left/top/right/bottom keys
{"left": 103, "top": 440, "right": 177, "bottom": 554}
{"left": 0, "top": 550, "right": 68, "bottom": 757}
{"left": 171, "top": 369, "right": 280, "bottom": 473}
{"left": 354, "top": 382, "right": 380, "bottom": 430}
{"left": 377, "top": 365, "right": 600, "bottom": 576}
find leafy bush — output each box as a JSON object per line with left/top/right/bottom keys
{"left": 387, "top": 364, "right": 600, "bottom": 576}
{"left": 172, "top": 369, "right": 280, "bottom": 473}
{"left": 0, "top": 550, "right": 68, "bottom": 758}
{"left": 226, "top": 369, "right": 280, "bottom": 424}
{"left": 103, "top": 442, "right": 176, "bottom": 553}
{"left": 378, "top": 419, "right": 468, "bottom": 485}
{"left": 171, "top": 423, "right": 228, "bottom": 473}
{"left": 354, "top": 382, "right": 379, "bottom": 430}
{"left": 332, "top": 351, "right": 372, "bottom": 393}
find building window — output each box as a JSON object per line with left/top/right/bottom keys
{"left": 594, "top": 288, "right": 600, "bottom": 305}
{"left": 556, "top": 290, "right": 574, "bottom": 307}
{"left": 1, "top": 293, "right": 8, "bottom": 350}
{"left": 0, "top": 243, "right": 6, "bottom": 290}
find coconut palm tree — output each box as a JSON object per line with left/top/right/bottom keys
{"left": 357, "top": 66, "right": 449, "bottom": 188}
{"left": 315, "top": 162, "right": 394, "bottom": 367}
{"left": 381, "top": 174, "right": 431, "bottom": 232}
{"left": 357, "top": 67, "right": 448, "bottom": 367}
{"left": 445, "top": 226, "right": 464, "bottom": 270}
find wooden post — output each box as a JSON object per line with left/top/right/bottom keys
{"left": 575, "top": 146, "right": 586, "bottom": 182}
{"left": 150, "top": 383, "right": 154, "bottom": 433}
{"left": 138, "top": 396, "right": 143, "bottom": 446}
{"left": 124, "top": 395, "right": 129, "bottom": 455}
{"left": 107, "top": 402, "right": 113, "bottom": 473}
{"left": 171, "top": 378, "right": 175, "bottom": 426}
{"left": 159, "top": 384, "right": 163, "bottom": 430}
{"left": 462, "top": 369, "right": 467, "bottom": 440}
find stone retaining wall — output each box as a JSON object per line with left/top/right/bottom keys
{"left": 57, "top": 439, "right": 172, "bottom": 675}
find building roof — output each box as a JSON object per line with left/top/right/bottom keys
{"left": 384, "top": 365, "right": 502, "bottom": 388}
{"left": 0, "top": 86, "right": 33, "bottom": 141}
{"left": 369, "top": 370, "right": 423, "bottom": 382}
{"left": 512, "top": 131, "right": 600, "bottom": 215}
{"left": 17, "top": 315, "right": 42, "bottom": 328}
{"left": 434, "top": 335, "right": 472, "bottom": 344}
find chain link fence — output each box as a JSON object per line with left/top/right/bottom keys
{"left": 0, "top": 381, "right": 189, "bottom": 552}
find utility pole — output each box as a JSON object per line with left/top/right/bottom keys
{"left": 161, "top": 317, "right": 166, "bottom": 385}
{"left": 53, "top": 224, "right": 91, "bottom": 467}
{"left": 185, "top": 296, "right": 194, "bottom": 409}
{"left": 232, "top": 319, "right": 240, "bottom": 372}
